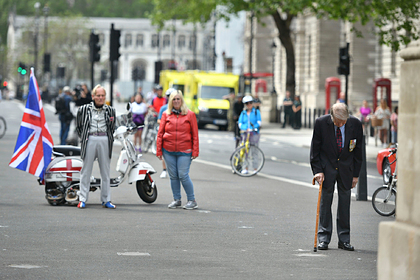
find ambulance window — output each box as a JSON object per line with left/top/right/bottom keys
{"left": 201, "top": 86, "right": 234, "bottom": 99}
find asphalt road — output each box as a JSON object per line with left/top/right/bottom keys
{"left": 0, "top": 100, "right": 391, "bottom": 279}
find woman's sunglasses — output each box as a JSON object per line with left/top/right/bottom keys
{"left": 245, "top": 102, "right": 253, "bottom": 105}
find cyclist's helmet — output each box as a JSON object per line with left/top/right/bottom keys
{"left": 155, "top": 85, "right": 163, "bottom": 90}
{"left": 242, "top": 95, "right": 253, "bottom": 104}
{"left": 165, "top": 88, "right": 177, "bottom": 96}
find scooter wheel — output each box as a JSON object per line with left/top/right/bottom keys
{"left": 136, "top": 177, "right": 157, "bottom": 203}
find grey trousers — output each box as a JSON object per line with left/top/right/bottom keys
{"left": 79, "top": 136, "right": 111, "bottom": 203}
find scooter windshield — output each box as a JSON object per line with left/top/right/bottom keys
{"left": 116, "top": 113, "right": 135, "bottom": 128}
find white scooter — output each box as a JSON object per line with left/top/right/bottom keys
{"left": 39, "top": 106, "right": 157, "bottom": 206}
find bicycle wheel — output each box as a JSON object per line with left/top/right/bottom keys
{"left": 230, "top": 145, "right": 264, "bottom": 177}
{"left": 0, "top": 116, "right": 6, "bottom": 139}
{"left": 372, "top": 186, "right": 396, "bottom": 216}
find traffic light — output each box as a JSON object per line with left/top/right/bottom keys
{"left": 18, "top": 62, "right": 27, "bottom": 76}
{"left": 100, "top": 70, "right": 107, "bottom": 81}
{"left": 154, "top": 61, "right": 163, "bottom": 84}
{"left": 43, "top": 53, "right": 51, "bottom": 72}
{"left": 138, "top": 67, "right": 145, "bottom": 81}
{"left": 110, "top": 27, "right": 121, "bottom": 61}
{"left": 337, "top": 43, "right": 350, "bottom": 76}
{"left": 132, "top": 67, "right": 139, "bottom": 81}
{"left": 89, "top": 33, "right": 101, "bottom": 62}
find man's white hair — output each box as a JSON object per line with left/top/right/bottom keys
{"left": 331, "top": 103, "right": 349, "bottom": 121}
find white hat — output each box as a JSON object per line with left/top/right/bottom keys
{"left": 242, "top": 95, "right": 253, "bottom": 104}
{"left": 63, "top": 86, "right": 71, "bottom": 92}
{"left": 165, "top": 88, "right": 177, "bottom": 96}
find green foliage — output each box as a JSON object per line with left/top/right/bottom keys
{"left": 0, "top": 0, "right": 154, "bottom": 45}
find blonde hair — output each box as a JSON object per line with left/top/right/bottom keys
{"left": 92, "top": 84, "right": 106, "bottom": 96}
{"left": 166, "top": 91, "right": 189, "bottom": 115}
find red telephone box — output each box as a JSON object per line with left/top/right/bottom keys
{"left": 325, "top": 77, "right": 341, "bottom": 114}
{"left": 372, "top": 78, "right": 391, "bottom": 110}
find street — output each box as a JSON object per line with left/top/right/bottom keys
{"left": 0, "top": 99, "right": 390, "bottom": 279}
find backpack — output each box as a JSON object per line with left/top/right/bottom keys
{"left": 55, "top": 95, "right": 66, "bottom": 115}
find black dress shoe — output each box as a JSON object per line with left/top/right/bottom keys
{"left": 318, "top": 242, "right": 328, "bottom": 250}
{"left": 338, "top": 242, "right": 354, "bottom": 251}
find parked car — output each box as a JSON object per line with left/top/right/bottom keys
{"left": 376, "top": 146, "right": 397, "bottom": 184}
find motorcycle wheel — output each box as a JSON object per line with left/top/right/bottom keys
{"left": 136, "top": 175, "right": 158, "bottom": 203}
{"left": 45, "top": 182, "right": 66, "bottom": 206}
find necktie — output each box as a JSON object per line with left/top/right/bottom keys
{"left": 336, "top": 127, "right": 342, "bottom": 153}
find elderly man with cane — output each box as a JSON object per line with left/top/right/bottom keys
{"left": 310, "top": 103, "right": 363, "bottom": 251}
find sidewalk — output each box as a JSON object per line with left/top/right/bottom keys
{"left": 113, "top": 101, "right": 384, "bottom": 162}
{"left": 260, "top": 122, "right": 384, "bottom": 163}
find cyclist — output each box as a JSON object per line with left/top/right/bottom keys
{"left": 237, "top": 95, "right": 262, "bottom": 174}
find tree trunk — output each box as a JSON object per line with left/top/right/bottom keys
{"left": 272, "top": 11, "right": 296, "bottom": 98}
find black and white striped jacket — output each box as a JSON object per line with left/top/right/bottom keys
{"left": 76, "top": 102, "right": 116, "bottom": 160}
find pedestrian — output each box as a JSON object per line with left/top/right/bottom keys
{"left": 131, "top": 93, "right": 147, "bottom": 152}
{"left": 223, "top": 91, "right": 236, "bottom": 131}
{"left": 238, "top": 95, "right": 261, "bottom": 174}
{"left": 310, "top": 103, "right": 363, "bottom": 251}
{"left": 359, "top": 100, "right": 371, "bottom": 130}
{"left": 145, "top": 85, "right": 158, "bottom": 105}
{"left": 156, "top": 90, "right": 199, "bottom": 210}
{"left": 151, "top": 85, "right": 166, "bottom": 114}
{"left": 253, "top": 92, "right": 262, "bottom": 111}
{"left": 74, "top": 83, "right": 92, "bottom": 106}
{"left": 374, "top": 99, "right": 391, "bottom": 147}
{"left": 292, "top": 95, "right": 302, "bottom": 129}
{"left": 156, "top": 88, "right": 177, "bottom": 178}
{"left": 390, "top": 106, "right": 398, "bottom": 144}
{"left": 336, "top": 92, "right": 345, "bottom": 103}
{"left": 233, "top": 94, "right": 244, "bottom": 147}
{"left": 57, "top": 86, "right": 74, "bottom": 145}
{"left": 282, "top": 91, "right": 293, "bottom": 128}
{"left": 75, "top": 84, "right": 117, "bottom": 209}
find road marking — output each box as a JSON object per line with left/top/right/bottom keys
{"left": 238, "top": 226, "right": 254, "bottom": 229}
{"left": 295, "top": 253, "right": 326, "bottom": 257}
{"left": 9, "top": 264, "right": 46, "bottom": 269}
{"left": 117, "top": 252, "right": 150, "bottom": 256}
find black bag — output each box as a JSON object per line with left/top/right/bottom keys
{"left": 55, "top": 95, "right": 66, "bottom": 115}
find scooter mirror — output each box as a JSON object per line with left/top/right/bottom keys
{"left": 126, "top": 102, "right": 131, "bottom": 111}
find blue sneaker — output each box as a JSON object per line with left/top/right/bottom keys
{"left": 102, "top": 201, "right": 116, "bottom": 209}
{"left": 77, "top": 201, "right": 86, "bottom": 208}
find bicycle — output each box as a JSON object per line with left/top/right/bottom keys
{"left": 0, "top": 116, "right": 6, "bottom": 139}
{"left": 372, "top": 146, "right": 397, "bottom": 216}
{"left": 230, "top": 130, "right": 265, "bottom": 177}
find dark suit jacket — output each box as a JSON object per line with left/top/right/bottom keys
{"left": 310, "top": 115, "right": 363, "bottom": 190}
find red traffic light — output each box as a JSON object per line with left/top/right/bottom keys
{"left": 2, "top": 81, "right": 7, "bottom": 87}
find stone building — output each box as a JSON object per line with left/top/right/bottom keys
{"left": 7, "top": 13, "right": 215, "bottom": 99}
{"left": 243, "top": 13, "right": 403, "bottom": 124}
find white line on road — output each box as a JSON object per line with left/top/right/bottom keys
{"left": 117, "top": 252, "right": 151, "bottom": 256}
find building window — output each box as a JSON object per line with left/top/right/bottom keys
{"left": 125, "top": 34, "right": 132, "bottom": 48}
{"left": 163, "top": 34, "right": 170, "bottom": 48}
{"left": 178, "top": 35, "right": 185, "bottom": 49}
{"left": 152, "top": 34, "right": 159, "bottom": 48}
{"left": 136, "top": 34, "right": 144, "bottom": 47}
{"left": 189, "top": 35, "right": 196, "bottom": 50}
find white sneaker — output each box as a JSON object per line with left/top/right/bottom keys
{"left": 160, "top": 170, "right": 167, "bottom": 178}
{"left": 241, "top": 169, "right": 249, "bottom": 174}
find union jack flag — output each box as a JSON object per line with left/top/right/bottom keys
{"left": 9, "top": 68, "right": 54, "bottom": 181}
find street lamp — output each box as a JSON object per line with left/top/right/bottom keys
{"left": 34, "top": 2, "right": 40, "bottom": 75}
{"left": 271, "top": 40, "right": 277, "bottom": 95}
{"left": 43, "top": 5, "right": 49, "bottom": 53}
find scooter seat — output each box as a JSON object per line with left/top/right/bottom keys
{"left": 53, "top": 145, "right": 81, "bottom": 157}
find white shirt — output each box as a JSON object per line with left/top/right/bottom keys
{"left": 131, "top": 102, "right": 147, "bottom": 115}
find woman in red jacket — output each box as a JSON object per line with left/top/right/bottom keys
{"left": 156, "top": 91, "right": 199, "bottom": 210}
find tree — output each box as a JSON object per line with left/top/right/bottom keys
{"left": 150, "top": 0, "right": 420, "bottom": 96}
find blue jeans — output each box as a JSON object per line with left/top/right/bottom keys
{"left": 60, "top": 121, "right": 70, "bottom": 145}
{"left": 163, "top": 150, "right": 195, "bottom": 201}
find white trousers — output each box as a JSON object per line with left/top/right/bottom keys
{"left": 79, "top": 136, "right": 111, "bottom": 203}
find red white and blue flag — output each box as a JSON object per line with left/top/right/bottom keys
{"left": 9, "top": 68, "right": 54, "bottom": 181}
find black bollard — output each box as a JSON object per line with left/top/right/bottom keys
{"left": 357, "top": 135, "right": 368, "bottom": 201}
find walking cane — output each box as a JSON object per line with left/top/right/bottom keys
{"left": 312, "top": 177, "right": 323, "bottom": 252}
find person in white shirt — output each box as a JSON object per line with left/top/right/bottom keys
{"left": 131, "top": 94, "right": 148, "bottom": 152}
